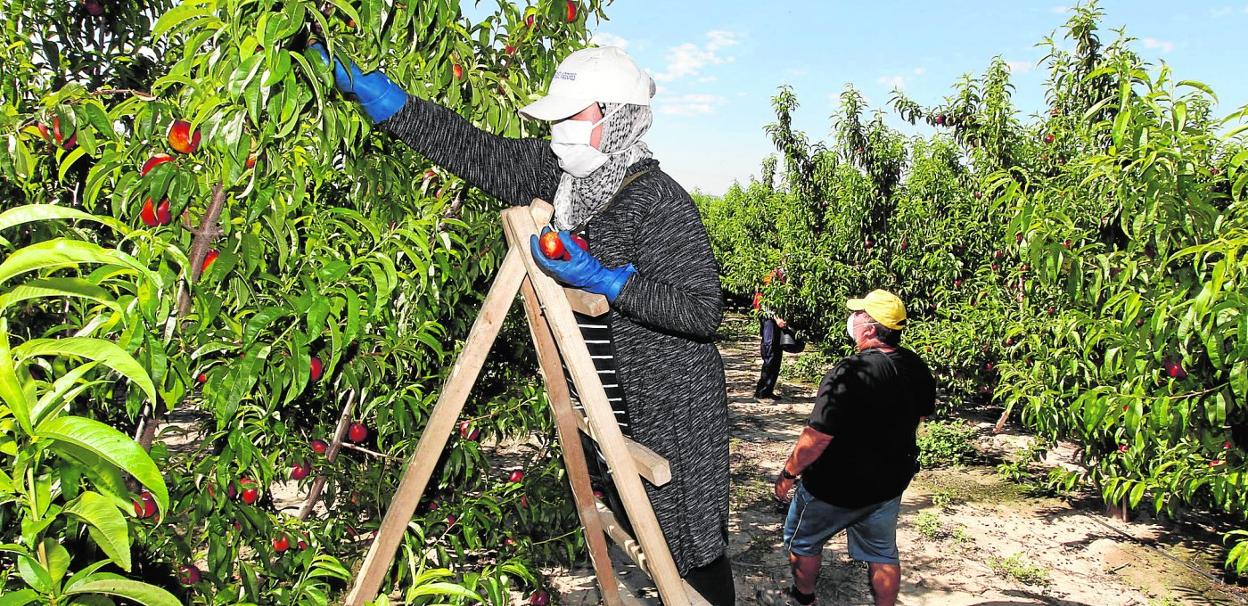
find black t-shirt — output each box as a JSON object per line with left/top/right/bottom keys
{"left": 801, "top": 346, "right": 936, "bottom": 508}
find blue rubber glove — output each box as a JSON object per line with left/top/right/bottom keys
{"left": 529, "top": 229, "right": 636, "bottom": 303}
{"left": 309, "top": 43, "right": 406, "bottom": 123}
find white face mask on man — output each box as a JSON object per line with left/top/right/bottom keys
{"left": 550, "top": 105, "right": 624, "bottom": 178}
{"left": 846, "top": 314, "right": 857, "bottom": 341}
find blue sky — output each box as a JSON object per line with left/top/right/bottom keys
{"left": 473, "top": 1, "right": 1248, "bottom": 195}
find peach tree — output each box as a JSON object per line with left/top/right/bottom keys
{"left": 697, "top": 1, "right": 1248, "bottom": 574}
{"left": 3, "top": 0, "right": 609, "bottom": 602}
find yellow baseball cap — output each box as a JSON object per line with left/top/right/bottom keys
{"left": 847, "top": 289, "right": 906, "bottom": 330}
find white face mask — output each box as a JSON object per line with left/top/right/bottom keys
{"left": 550, "top": 105, "right": 623, "bottom": 178}
{"left": 846, "top": 314, "right": 856, "bottom": 341}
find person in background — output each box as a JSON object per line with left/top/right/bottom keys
{"left": 754, "top": 266, "right": 787, "bottom": 400}
{"left": 311, "top": 43, "right": 735, "bottom": 604}
{"left": 761, "top": 290, "right": 936, "bottom": 606}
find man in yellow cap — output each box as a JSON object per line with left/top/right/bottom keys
{"left": 759, "top": 289, "right": 936, "bottom": 606}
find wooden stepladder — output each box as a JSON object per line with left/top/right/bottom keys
{"left": 345, "top": 200, "right": 710, "bottom": 605}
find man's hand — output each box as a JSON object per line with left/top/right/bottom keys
{"left": 309, "top": 43, "right": 407, "bottom": 123}
{"left": 774, "top": 473, "right": 796, "bottom": 503}
{"left": 775, "top": 317, "right": 787, "bottom": 329}
{"left": 529, "top": 229, "right": 636, "bottom": 302}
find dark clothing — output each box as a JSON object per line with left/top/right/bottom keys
{"left": 755, "top": 317, "right": 782, "bottom": 397}
{"left": 684, "top": 554, "right": 736, "bottom": 605}
{"left": 381, "top": 98, "right": 731, "bottom": 574}
{"left": 802, "top": 347, "right": 936, "bottom": 508}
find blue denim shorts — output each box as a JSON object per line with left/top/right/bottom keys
{"left": 782, "top": 481, "right": 901, "bottom": 564}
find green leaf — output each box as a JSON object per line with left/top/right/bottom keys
{"left": 36, "top": 416, "right": 167, "bottom": 514}
{"left": 14, "top": 337, "right": 157, "bottom": 408}
{"left": 0, "top": 277, "right": 120, "bottom": 314}
{"left": 64, "top": 491, "right": 132, "bottom": 571}
{"left": 0, "top": 589, "right": 39, "bottom": 606}
{"left": 0, "top": 204, "right": 127, "bottom": 241}
{"left": 0, "top": 238, "right": 160, "bottom": 290}
{"left": 0, "top": 320, "right": 34, "bottom": 437}
{"left": 64, "top": 579, "right": 181, "bottom": 606}
{"left": 405, "top": 582, "right": 483, "bottom": 601}
{"left": 152, "top": 0, "right": 221, "bottom": 40}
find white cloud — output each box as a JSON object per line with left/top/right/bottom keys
{"left": 654, "top": 93, "right": 727, "bottom": 116}
{"left": 697, "top": 75, "right": 719, "bottom": 83}
{"left": 877, "top": 75, "right": 906, "bottom": 90}
{"left": 592, "top": 31, "right": 629, "bottom": 49}
{"left": 1142, "top": 37, "right": 1176, "bottom": 53}
{"left": 1005, "top": 60, "right": 1034, "bottom": 74}
{"left": 913, "top": 67, "right": 926, "bottom": 76}
{"left": 653, "top": 30, "right": 740, "bottom": 82}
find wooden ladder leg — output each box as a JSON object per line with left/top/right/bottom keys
{"left": 499, "top": 206, "right": 692, "bottom": 605}
{"left": 518, "top": 275, "right": 625, "bottom": 606}
{"left": 344, "top": 248, "right": 528, "bottom": 606}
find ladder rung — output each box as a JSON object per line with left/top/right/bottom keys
{"left": 576, "top": 416, "right": 671, "bottom": 486}
{"left": 564, "top": 287, "right": 608, "bottom": 317}
{"left": 595, "top": 504, "right": 713, "bottom": 606}
{"left": 597, "top": 504, "right": 648, "bottom": 574}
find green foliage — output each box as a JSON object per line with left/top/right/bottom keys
{"left": 698, "top": 0, "right": 1248, "bottom": 573}
{"left": 987, "top": 553, "right": 1051, "bottom": 587}
{"left": 916, "top": 420, "right": 979, "bottom": 469}
{"left": 2, "top": 0, "right": 609, "bottom": 602}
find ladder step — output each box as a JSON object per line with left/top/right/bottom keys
{"left": 576, "top": 415, "right": 671, "bottom": 486}
{"left": 564, "top": 287, "right": 608, "bottom": 317}
{"left": 595, "top": 504, "right": 713, "bottom": 606}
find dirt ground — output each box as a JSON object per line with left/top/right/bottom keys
{"left": 542, "top": 314, "right": 1248, "bottom": 606}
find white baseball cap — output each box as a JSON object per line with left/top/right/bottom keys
{"left": 520, "top": 46, "right": 655, "bottom": 121}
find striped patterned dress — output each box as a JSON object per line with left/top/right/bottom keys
{"left": 382, "top": 98, "right": 731, "bottom": 575}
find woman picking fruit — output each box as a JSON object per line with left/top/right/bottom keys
{"left": 312, "top": 44, "right": 734, "bottom": 603}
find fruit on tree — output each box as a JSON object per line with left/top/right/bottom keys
{"left": 1164, "top": 360, "right": 1187, "bottom": 380}
{"left": 508, "top": 470, "right": 524, "bottom": 483}
{"left": 310, "top": 439, "right": 328, "bottom": 455}
{"left": 290, "top": 461, "right": 311, "bottom": 480}
{"left": 49, "top": 117, "right": 77, "bottom": 150}
{"left": 197, "top": 373, "right": 207, "bottom": 384}
{"left": 934, "top": 114, "right": 945, "bottom": 126}
{"left": 139, "top": 197, "right": 172, "bottom": 227}
{"left": 526, "top": 14, "right": 536, "bottom": 28}
{"left": 505, "top": 45, "right": 516, "bottom": 55}
{"left": 565, "top": 0, "right": 577, "bottom": 22}
{"left": 246, "top": 153, "right": 258, "bottom": 169}
{"left": 83, "top": 0, "right": 104, "bottom": 16}
{"left": 1044, "top": 133, "right": 1054, "bottom": 144}
{"left": 445, "top": 514, "right": 457, "bottom": 525}
{"left": 273, "top": 536, "right": 289, "bottom": 553}
{"left": 531, "top": 590, "right": 551, "bottom": 606}
{"left": 167, "top": 120, "right": 201, "bottom": 154}
{"left": 178, "top": 565, "right": 201, "bottom": 586}
{"left": 458, "top": 420, "right": 479, "bottom": 441}
{"left": 309, "top": 355, "right": 324, "bottom": 381}
{"left": 236, "top": 477, "right": 259, "bottom": 505}
{"left": 202, "top": 249, "right": 219, "bottom": 272}
{"left": 348, "top": 422, "right": 368, "bottom": 443}
{"left": 453, "top": 63, "right": 464, "bottom": 81}
{"left": 133, "top": 491, "right": 157, "bottom": 518}
{"left": 140, "top": 153, "right": 174, "bottom": 176}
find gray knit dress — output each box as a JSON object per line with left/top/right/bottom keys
{"left": 381, "top": 98, "right": 730, "bottom": 574}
